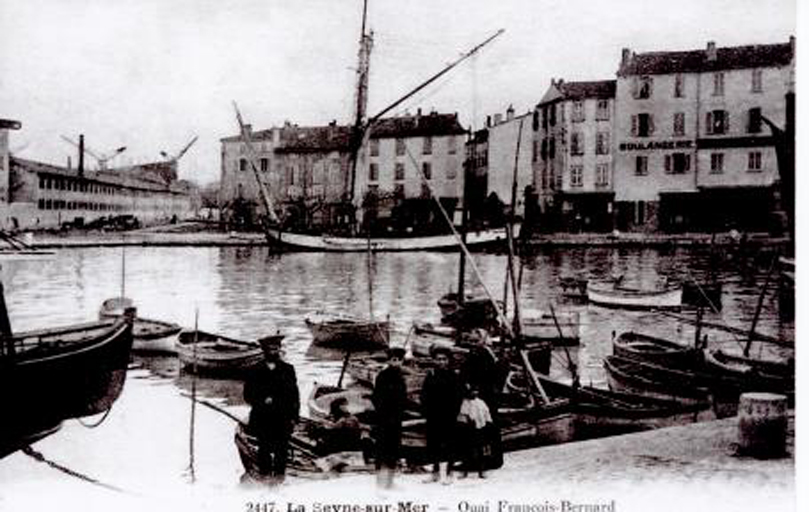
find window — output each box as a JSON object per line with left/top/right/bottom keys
{"left": 674, "top": 74, "right": 685, "bottom": 98}
{"left": 549, "top": 104, "right": 556, "bottom": 126}
{"left": 710, "top": 153, "right": 724, "bottom": 174}
{"left": 664, "top": 153, "right": 691, "bottom": 174}
{"left": 286, "top": 166, "right": 295, "bottom": 185}
{"left": 635, "top": 76, "right": 653, "bottom": 99}
{"left": 596, "top": 132, "right": 610, "bottom": 155}
{"left": 369, "top": 163, "right": 379, "bottom": 182}
{"left": 421, "top": 183, "right": 431, "bottom": 198}
{"left": 395, "top": 138, "right": 405, "bottom": 156}
{"left": 752, "top": 69, "right": 763, "bottom": 93}
{"left": 706, "top": 110, "right": 728, "bottom": 135}
{"left": 422, "top": 162, "right": 432, "bottom": 180}
{"left": 542, "top": 107, "right": 549, "bottom": 130}
{"left": 540, "top": 139, "right": 548, "bottom": 161}
{"left": 748, "top": 151, "right": 762, "bottom": 172}
{"left": 570, "top": 165, "right": 583, "bottom": 187}
{"left": 394, "top": 183, "right": 405, "bottom": 197}
{"left": 367, "top": 184, "right": 379, "bottom": 196}
{"left": 747, "top": 108, "right": 762, "bottom": 134}
{"left": 549, "top": 138, "right": 556, "bottom": 159}
{"left": 572, "top": 101, "right": 585, "bottom": 122}
{"left": 260, "top": 158, "right": 269, "bottom": 172}
{"left": 395, "top": 162, "right": 405, "bottom": 180}
{"left": 713, "top": 72, "right": 724, "bottom": 96}
{"left": 596, "top": 163, "right": 610, "bottom": 187}
{"left": 370, "top": 139, "right": 379, "bottom": 156}
{"left": 635, "top": 155, "right": 648, "bottom": 176}
{"left": 239, "top": 159, "right": 247, "bottom": 172}
{"left": 632, "top": 113, "right": 654, "bottom": 137}
{"left": 596, "top": 100, "right": 610, "bottom": 121}
{"left": 532, "top": 140, "right": 538, "bottom": 162}
{"left": 447, "top": 136, "right": 457, "bottom": 155}
{"left": 673, "top": 112, "right": 686, "bottom": 136}
{"left": 570, "top": 132, "right": 584, "bottom": 155}
{"left": 422, "top": 136, "right": 432, "bottom": 155}
{"left": 636, "top": 201, "right": 646, "bottom": 225}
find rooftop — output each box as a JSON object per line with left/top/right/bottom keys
{"left": 538, "top": 79, "right": 616, "bottom": 105}
{"left": 618, "top": 39, "right": 794, "bottom": 76}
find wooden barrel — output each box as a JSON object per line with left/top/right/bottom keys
{"left": 737, "top": 392, "right": 788, "bottom": 459}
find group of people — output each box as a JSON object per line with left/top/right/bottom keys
{"left": 242, "top": 332, "right": 506, "bottom": 488}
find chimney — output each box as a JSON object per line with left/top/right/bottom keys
{"left": 494, "top": 113, "right": 503, "bottom": 125}
{"left": 78, "top": 134, "right": 85, "bottom": 177}
{"left": 486, "top": 115, "right": 492, "bottom": 127}
{"left": 506, "top": 104, "right": 515, "bottom": 121}
{"left": 417, "top": 108, "right": 422, "bottom": 118}
{"left": 621, "top": 48, "right": 631, "bottom": 67}
{"left": 706, "top": 41, "right": 717, "bottom": 61}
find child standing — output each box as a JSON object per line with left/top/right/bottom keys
{"left": 457, "top": 385, "right": 493, "bottom": 478}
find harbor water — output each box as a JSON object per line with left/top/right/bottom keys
{"left": 0, "top": 245, "right": 794, "bottom": 506}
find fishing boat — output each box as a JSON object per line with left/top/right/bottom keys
{"left": 266, "top": 225, "right": 512, "bottom": 252}
{"left": 2, "top": 313, "right": 134, "bottom": 458}
{"left": 612, "top": 331, "right": 699, "bottom": 368}
{"left": 305, "top": 314, "right": 389, "bottom": 351}
{"left": 521, "top": 310, "right": 580, "bottom": 347}
{"left": 307, "top": 383, "right": 374, "bottom": 421}
{"left": 586, "top": 279, "right": 682, "bottom": 310}
{"left": 603, "top": 355, "right": 715, "bottom": 408}
{"left": 702, "top": 348, "right": 794, "bottom": 399}
{"left": 176, "top": 330, "right": 271, "bottom": 377}
{"left": 99, "top": 297, "right": 182, "bottom": 354}
{"left": 506, "top": 373, "right": 713, "bottom": 439}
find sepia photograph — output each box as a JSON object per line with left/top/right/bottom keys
{"left": 0, "top": 1, "right": 800, "bottom": 511}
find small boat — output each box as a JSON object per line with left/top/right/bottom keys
{"left": 559, "top": 276, "right": 588, "bottom": 301}
{"left": 702, "top": 348, "right": 794, "bottom": 399}
{"left": 521, "top": 310, "right": 580, "bottom": 347}
{"left": 307, "top": 383, "right": 374, "bottom": 422}
{"left": 436, "top": 293, "right": 503, "bottom": 332}
{"left": 266, "top": 224, "right": 514, "bottom": 253}
{"left": 99, "top": 297, "right": 182, "bottom": 354}
{"left": 176, "top": 330, "right": 270, "bottom": 377}
{"left": 612, "top": 331, "right": 699, "bottom": 368}
{"left": 2, "top": 315, "right": 134, "bottom": 458}
{"left": 305, "top": 314, "right": 390, "bottom": 350}
{"left": 587, "top": 279, "right": 682, "bottom": 310}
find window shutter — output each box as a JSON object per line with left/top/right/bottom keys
{"left": 648, "top": 115, "right": 655, "bottom": 135}
{"left": 724, "top": 111, "right": 730, "bottom": 133}
{"left": 665, "top": 155, "right": 671, "bottom": 173}
{"left": 685, "top": 155, "right": 691, "bottom": 171}
{"left": 631, "top": 115, "right": 637, "bottom": 136}
{"left": 705, "top": 112, "right": 713, "bottom": 134}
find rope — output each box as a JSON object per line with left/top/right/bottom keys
{"left": 77, "top": 406, "right": 113, "bottom": 428}
{"left": 21, "top": 445, "right": 129, "bottom": 494}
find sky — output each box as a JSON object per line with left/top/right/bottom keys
{"left": 0, "top": 0, "right": 798, "bottom": 185}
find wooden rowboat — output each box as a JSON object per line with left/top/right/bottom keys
{"left": 305, "top": 315, "right": 389, "bottom": 351}
{"left": 587, "top": 280, "right": 682, "bottom": 310}
{"left": 612, "top": 331, "right": 699, "bottom": 368}
{"left": 99, "top": 297, "right": 182, "bottom": 354}
{"left": 176, "top": 330, "right": 269, "bottom": 377}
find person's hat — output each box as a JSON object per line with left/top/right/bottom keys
{"left": 387, "top": 347, "right": 406, "bottom": 359}
{"left": 258, "top": 333, "right": 284, "bottom": 357}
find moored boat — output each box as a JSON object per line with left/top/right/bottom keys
{"left": 176, "top": 330, "right": 270, "bottom": 377}
{"left": 266, "top": 224, "right": 514, "bottom": 253}
{"left": 99, "top": 297, "right": 182, "bottom": 354}
{"left": 2, "top": 313, "right": 134, "bottom": 458}
{"left": 612, "top": 331, "right": 699, "bottom": 368}
{"left": 702, "top": 348, "right": 794, "bottom": 399}
{"left": 305, "top": 314, "right": 389, "bottom": 351}
{"left": 587, "top": 279, "right": 682, "bottom": 310}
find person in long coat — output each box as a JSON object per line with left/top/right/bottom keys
{"left": 243, "top": 336, "right": 299, "bottom": 483}
{"left": 420, "top": 346, "right": 462, "bottom": 484}
{"left": 372, "top": 347, "right": 407, "bottom": 489}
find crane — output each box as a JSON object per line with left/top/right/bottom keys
{"left": 160, "top": 135, "right": 198, "bottom": 165}
{"left": 60, "top": 135, "right": 127, "bottom": 170}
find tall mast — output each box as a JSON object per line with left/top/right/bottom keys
{"left": 348, "top": 0, "right": 373, "bottom": 205}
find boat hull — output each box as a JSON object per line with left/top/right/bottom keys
{"left": 2, "top": 319, "right": 133, "bottom": 457}
{"left": 266, "top": 225, "right": 515, "bottom": 252}
{"left": 305, "top": 318, "right": 390, "bottom": 350}
{"left": 176, "top": 330, "right": 265, "bottom": 377}
{"left": 612, "top": 331, "right": 698, "bottom": 368}
{"left": 587, "top": 281, "right": 682, "bottom": 310}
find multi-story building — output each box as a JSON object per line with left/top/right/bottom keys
{"left": 614, "top": 38, "right": 795, "bottom": 232}
{"left": 534, "top": 79, "right": 616, "bottom": 232}
{"left": 221, "top": 110, "right": 467, "bottom": 232}
{"left": 220, "top": 122, "right": 354, "bottom": 229}
{"left": 1, "top": 119, "right": 194, "bottom": 231}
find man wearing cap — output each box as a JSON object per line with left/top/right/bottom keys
{"left": 243, "top": 336, "right": 299, "bottom": 484}
{"left": 371, "top": 347, "right": 407, "bottom": 489}
{"left": 420, "top": 346, "right": 462, "bottom": 484}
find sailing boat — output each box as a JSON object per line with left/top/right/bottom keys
{"left": 255, "top": 3, "right": 508, "bottom": 252}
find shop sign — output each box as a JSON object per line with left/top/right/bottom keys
{"left": 619, "top": 140, "right": 694, "bottom": 151}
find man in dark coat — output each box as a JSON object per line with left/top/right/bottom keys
{"left": 243, "top": 336, "right": 299, "bottom": 483}
{"left": 372, "top": 346, "right": 407, "bottom": 489}
{"left": 420, "top": 346, "right": 462, "bottom": 484}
